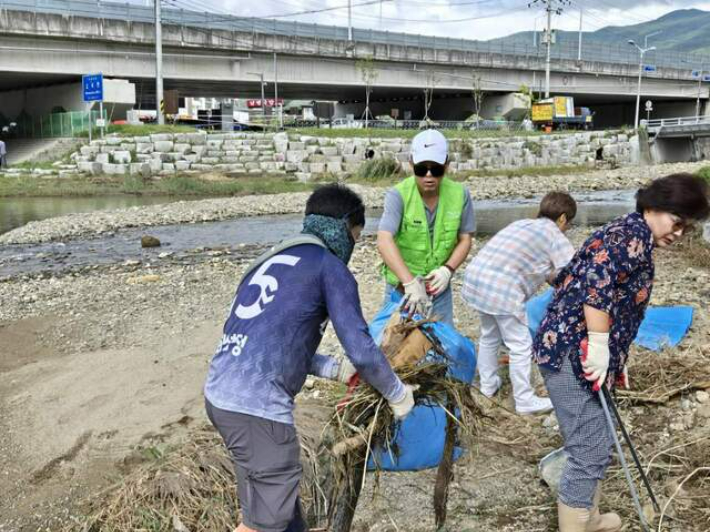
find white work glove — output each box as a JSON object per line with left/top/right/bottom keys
{"left": 425, "top": 266, "right": 453, "bottom": 297}
{"left": 401, "top": 277, "right": 431, "bottom": 318}
{"left": 335, "top": 358, "right": 357, "bottom": 384}
{"left": 388, "top": 384, "right": 418, "bottom": 420}
{"left": 582, "top": 331, "right": 610, "bottom": 392}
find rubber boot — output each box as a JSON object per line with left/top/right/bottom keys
{"left": 587, "top": 487, "right": 622, "bottom": 532}
{"left": 558, "top": 500, "right": 591, "bottom": 532}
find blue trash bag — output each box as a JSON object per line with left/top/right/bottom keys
{"left": 526, "top": 288, "right": 694, "bottom": 352}
{"left": 365, "top": 290, "right": 476, "bottom": 471}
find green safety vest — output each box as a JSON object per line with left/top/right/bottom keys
{"left": 383, "top": 176, "right": 465, "bottom": 286}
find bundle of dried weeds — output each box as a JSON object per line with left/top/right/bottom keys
{"left": 331, "top": 362, "right": 483, "bottom": 458}
{"left": 619, "top": 344, "right": 710, "bottom": 404}
{"left": 70, "top": 429, "right": 328, "bottom": 532}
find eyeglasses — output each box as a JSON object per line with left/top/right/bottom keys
{"left": 669, "top": 213, "right": 694, "bottom": 233}
{"left": 413, "top": 162, "right": 446, "bottom": 178}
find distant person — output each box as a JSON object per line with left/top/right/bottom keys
{"left": 0, "top": 139, "right": 7, "bottom": 168}
{"left": 462, "top": 192, "right": 576, "bottom": 415}
{"left": 534, "top": 174, "right": 709, "bottom": 531}
{"left": 204, "top": 183, "right": 415, "bottom": 532}
{"left": 377, "top": 129, "right": 475, "bottom": 326}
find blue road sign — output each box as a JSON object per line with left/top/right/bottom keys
{"left": 82, "top": 73, "right": 104, "bottom": 102}
{"left": 643, "top": 65, "right": 657, "bottom": 73}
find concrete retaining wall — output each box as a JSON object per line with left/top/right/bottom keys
{"left": 1, "top": 130, "right": 639, "bottom": 179}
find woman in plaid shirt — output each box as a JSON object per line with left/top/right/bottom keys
{"left": 533, "top": 174, "right": 709, "bottom": 532}
{"left": 462, "top": 192, "right": 577, "bottom": 415}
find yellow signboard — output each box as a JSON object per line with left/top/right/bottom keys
{"left": 532, "top": 103, "right": 553, "bottom": 121}
{"left": 554, "top": 96, "right": 571, "bottom": 118}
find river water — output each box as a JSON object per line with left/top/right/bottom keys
{"left": 0, "top": 190, "right": 636, "bottom": 279}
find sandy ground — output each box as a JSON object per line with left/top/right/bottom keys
{"left": 1, "top": 178, "right": 709, "bottom": 531}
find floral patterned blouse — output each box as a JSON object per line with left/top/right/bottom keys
{"left": 533, "top": 212, "right": 655, "bottom": 388}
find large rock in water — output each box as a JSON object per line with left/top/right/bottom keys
{"left": 141, "top": 235, "right": 161, "bottom": 248}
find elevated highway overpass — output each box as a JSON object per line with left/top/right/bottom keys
{"left": 1, "top": 0, "right": 708, "bottom": 127}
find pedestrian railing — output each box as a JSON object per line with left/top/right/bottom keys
{"left": 645, "top": 115, "right": 710, "bottom": 129}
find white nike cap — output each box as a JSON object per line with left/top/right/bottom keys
{"left": 410, "top": 129, "right": 448, "bottom": 165}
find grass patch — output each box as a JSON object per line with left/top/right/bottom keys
{"left": 0, "top": 174, "right": 314, "bottom": 198}
{"left": 77, "top": 123, "right": 197, "bottom": 138}
{"left": 9, "top": 160, "right": 58, "bottom": 171}
{"left": 461, "top": 164, "right": 591, "bottom": 180}
{"left": 355, "top": 158, "right": 401, "bottom": 181}
{"left": 696, "top": 165, "right": 710, "bottom": 184}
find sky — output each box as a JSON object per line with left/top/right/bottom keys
{"left": 156, "top": 0, "right": 710, "bottom": 40}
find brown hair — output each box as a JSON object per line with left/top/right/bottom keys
{"left": 537, "top": 191, "right": 577, "bottom": 222}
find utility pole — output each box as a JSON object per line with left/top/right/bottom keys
{"left": 577, "top": 9, "right": 583, "bottom": 62}
{"left": 545, "top": 3, "right": 552, "bottom": 97}
{"left": 529, "top": 1, "right": 571, "bottom": 99}
{"left": 154, "top": 0, "right": 164, "bottom": 125}
{"left": 259, "top": 73, "right": 266, "bottom": 124}
{"left": 348, "top": 0, "right": 353, "bottom": 41}
{"left": 274, "top": 52, "right": 282, "bottom": 129}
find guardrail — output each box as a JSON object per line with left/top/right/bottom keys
{"left": 645, "top": 116, "right": 710, "bottom": 129}
{"left": 0, "top": 0, "right": 707, "bottom": 73}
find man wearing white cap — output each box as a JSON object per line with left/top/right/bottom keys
{"left": 377, "top": 129, "right": 475, "bottom": 325}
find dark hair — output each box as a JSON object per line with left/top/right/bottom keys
{"left": 537, "top": 191, "right": 577, "bottom": 222}
{"left": 636, "top": 173, "right": 710, "bottom": 221}
{"left": 305, "top": 183, "right": 366, "bottom": 228}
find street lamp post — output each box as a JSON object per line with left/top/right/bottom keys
{"left": 681, "top": 59, "right": 705, "bottom": 120}
{"left": 696, "top": 67, "right": 704, "bottom": 120}
{"left": 628, "top": 40, "right": 656, "bottom": 130}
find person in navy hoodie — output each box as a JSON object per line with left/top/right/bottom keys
{"left": 204, "top": 183, "right": 415, "bottom": 532}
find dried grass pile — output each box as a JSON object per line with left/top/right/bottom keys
{"left": 70, "top": 429, "right": 327, "bottom": 532}
{"left": 329, "top": 315, "right": 485, "bottom": 472}
{"left": 621, "top": 344, "right": 710, "bottom": 404}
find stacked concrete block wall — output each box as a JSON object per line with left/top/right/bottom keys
{"left": 1, "top": 130, "right": 639, "bottom": 179}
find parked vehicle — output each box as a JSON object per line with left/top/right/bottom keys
{"left": 532, "top": 96, "right": 594, "bottom": 130}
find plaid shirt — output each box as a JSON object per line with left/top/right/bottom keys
{"left": 462, "top": 218, "right": 574, "bottom": 317}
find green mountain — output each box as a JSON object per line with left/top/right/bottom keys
{"left": 493, "top": 8, "right": 710, "bottom": 55}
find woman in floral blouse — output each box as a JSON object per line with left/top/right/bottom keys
{"left": 533, "top": 173, "right": 709, "bottom": 532}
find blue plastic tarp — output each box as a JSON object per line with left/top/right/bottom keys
{"left": 526, "top": 288, "right": 694, "bottom": 351}
{"left": 365, "top": 291, "right": 476, "bottom": 471}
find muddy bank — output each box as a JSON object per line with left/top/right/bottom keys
{"left": 2, "top": 161, "right": 706, "bottom": 245}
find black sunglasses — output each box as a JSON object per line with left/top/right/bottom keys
{"left": 413, "top": 162, "right": 446, "bottom": 178}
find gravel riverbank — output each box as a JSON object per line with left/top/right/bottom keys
{"left": 1, "top": 161, "right": 706, "bottom": 245}
{"left": 1, "top": 162, "right": 709, "bottom": 531}
{"left": 1, "top": 220, "right": 709, "bottom": 530}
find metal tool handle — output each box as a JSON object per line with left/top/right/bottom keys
{"left": 603, "top": 387, "right": 661, "bottom": 513}
{"left": 598, "top": 387, "right": 651, "bottom": 532}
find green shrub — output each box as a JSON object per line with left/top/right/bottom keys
{"left": 356, "top": 157, "right": 401, "bottom": 181}
{"left": 696, "top": 166, "right": 710, "bottom": 183}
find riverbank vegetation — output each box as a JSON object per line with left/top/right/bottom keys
{"left": 0, "top": 174, "right": 314, "bottom": 198}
